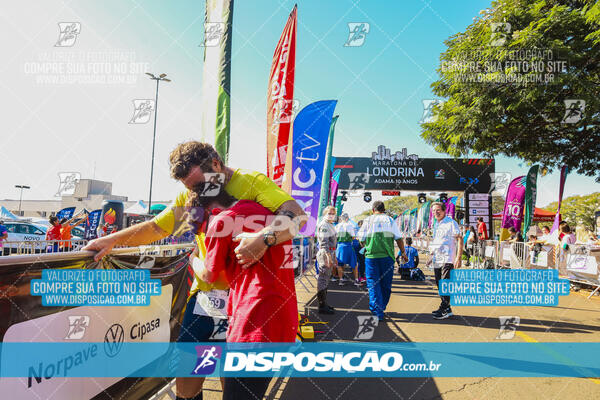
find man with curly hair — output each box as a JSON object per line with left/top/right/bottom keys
{"left": 84, "top": 141, "right": 306, "bottom": 400}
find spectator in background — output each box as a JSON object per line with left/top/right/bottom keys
{"left": 397, "top": 237, "right": 419, "bottom": 279}
{"left": 353, "top": 220, "right": 366, "bottom": 283}
{"left": 526, "top": 234, "right": 538, "bottom": 249}
{"left": 541, "top": 226, "right": 551, "bottom": 236}
{"left": 465, "top": 226, "right": 478, "bottom": 266}
{"left": 560, "top": 224, "right": 576, "bottom": 248}
{"left": 60, "top": 216, "right": 86, "bottom": 251}
{"left": 508, "top": 227, "right": 524, "bottom": 242}
{"left": 558, "top": 221, "right": 568, "bottom": 241}
{"left": 0, "top": 220, "right": 8, "bottom": 256}
{"left": 477, "top": 217, "right": 488, "bottom": 241}
{"left": 46, "top": 216, "right": 62, "bottom": 252}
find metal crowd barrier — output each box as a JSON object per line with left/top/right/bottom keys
{"left": 407, "top": 237, "right": 600, "bottom": 298}
{"left": 1, "top": 240, "right": 89, "bottom": 255}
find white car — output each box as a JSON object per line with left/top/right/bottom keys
{"left": 2, "top": 221, "right": 47, "bottom": 253}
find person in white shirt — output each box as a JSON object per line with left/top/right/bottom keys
{"left": 428, "top": 201, "right": 463, "bottom": 319}
{"left": 357, "top": 201, "right": 406, "bottom": 321}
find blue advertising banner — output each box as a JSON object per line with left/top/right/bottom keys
{"left": 56, "top": 207, "right": 76, "bottom": 221}
{"left": 2, "top": 342, "right": 600, "bottom": 378}
{"left": 84, "top": 209, "right": 102, "bottom": 240}
{"left": 289, "top": 100, "right": 337, "bottom": 236}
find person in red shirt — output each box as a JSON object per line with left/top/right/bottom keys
{"left": 477, "top": 217, "right": 489, "bottom": 241}
{"left": 196, "top": 187, "right": 297, "bottom": 400}
{"left": 46, "top": 216, "right": 62, "bottom": 252}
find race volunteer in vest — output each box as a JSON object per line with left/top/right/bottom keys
{"left": 195, "top": 185, "right": 297, "bottom": 400}
{"left": 428, "top": 201, "right": 462, "bottom": 320}
{"left": 82, "top": 141, "right": 306, "bottom": 400}
{"left": 336, "top": 213, "right": 360, "bottom": 286}
{"left": 357, "top": 201, "right": 406, "bottom": 321}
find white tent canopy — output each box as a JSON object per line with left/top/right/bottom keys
{"left": 125, "top": 200, "right": 149, "bottom": 215}
{"left": 0, "top": 206, "right": 19, "bottom": 221}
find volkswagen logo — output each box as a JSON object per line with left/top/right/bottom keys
{"left": 104, "top": 323, "right": 125, "bottom": 357}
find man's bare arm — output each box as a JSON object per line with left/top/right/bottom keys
{"left": 454, "top": 234, "right": 463, "bottom": 268}
{"left": 233, "top": 199, "right": 307, "bottom": 268}
{"left": 82, "top": 220, "right": 169, "bottom": 261}
{"left": 269, "top": 199, "right": 307, "bottom": 244}
{"left": 396, "top": 238, "right": 408, "bottom": 262}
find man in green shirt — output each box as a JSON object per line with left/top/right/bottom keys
{"left": 357, "top": 201, "right": 406, "bottom": 321}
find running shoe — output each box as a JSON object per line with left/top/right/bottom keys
{"left": 338, "top": 278, "right": 348, "bottom": 286}
{"left": 330, "top": 276, "right": 338, "bottom": 282}
{"left": 432, "top": 308, "right": 453, "bottom": 320}
{"left": 353, "top": 280, "right": 362, "bottom": 287}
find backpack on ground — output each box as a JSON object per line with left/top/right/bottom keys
{"left": 410, "top": 268, "right": 426, "bottom": 281}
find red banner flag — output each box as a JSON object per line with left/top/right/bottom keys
{"left": 267, "top": 5, "right": 297, "bottom": 186}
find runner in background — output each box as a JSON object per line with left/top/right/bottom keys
{"left": 83, "top": 141, "right": 306, "bottom": 400}
{"left": 336, "top": 213, "right": 360, "bottom": 286}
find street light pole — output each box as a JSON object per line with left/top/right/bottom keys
{"left": 145, "top": 73, "right": 171, "bottom": 214}
{"left": 15, "top": 185, "right": 30, "bottom": 216}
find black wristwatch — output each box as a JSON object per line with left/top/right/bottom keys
{"left": 263, "top": 231, "right": 277, "bottom": 247}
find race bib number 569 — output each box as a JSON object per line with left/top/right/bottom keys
{"left": 193, "top": 289, "right": 228, "bottom": 318}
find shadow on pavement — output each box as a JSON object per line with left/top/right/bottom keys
{"left": 281, "top": 279, "right": 442, "bottom": 399}
{"left": 269, "top": 377, "right": 440, "bottom": 400}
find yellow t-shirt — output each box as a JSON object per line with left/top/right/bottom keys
{"left": 153, "top": 169, "right": 293, "bottom": 295}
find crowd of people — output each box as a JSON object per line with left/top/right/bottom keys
{"left": 44, "top": 215, "right": 87, "bottom": 252}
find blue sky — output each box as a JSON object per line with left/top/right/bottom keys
{"left": 1, "top": 0, "right": 597, "bottom": 214}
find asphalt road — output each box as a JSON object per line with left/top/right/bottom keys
{"left": 164, "top": 266, "right": 600, "bottom": 400}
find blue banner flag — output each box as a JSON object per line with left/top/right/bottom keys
{"left": 84, "top": 209, "right": 102, "bottom": 240}
{"left": 56, "top": 207, "right": 76, "bottom": 221}
{"left": 2, "top": 342, "right": 600, "bottom": 378}
{"left": 289, "top": 100, "right": 337, "bottom": 236}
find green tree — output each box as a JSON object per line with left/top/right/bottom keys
{"left": 422, "top": 0, "right": 600, "bottom": 179}
{"left": 543, "top": 192, "right": 600, "bottom": 229}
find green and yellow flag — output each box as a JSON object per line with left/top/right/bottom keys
{"left": 201, "top": 0, "right": 234, "bottom": 162}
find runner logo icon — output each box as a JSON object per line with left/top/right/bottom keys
{"left": 354, "top": 316, "right": 378, "bottom": 340}
{"left": 55, "top": 22, "right": 81, "bottom": 47}
{"left": 496, "top": 316, "right": 520, "bottom": 340}
{"left": 345, "top": 22, "right": 370, "bottom": 47}
{"left": 210, "top": 318, "right": 229, "bottom": 341}
{"left": 65, "top": 315, "right": 90, "bottom": 340}
{"left": 192, "top": 345, "right": 222, "bottom": 375}
{"left": 104, "top": 324, "right": 125, "bottom": 357}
